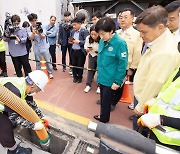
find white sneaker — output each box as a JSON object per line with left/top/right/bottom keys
{"left": 84, "top": 86, "right": 91, "bottom": 93}
{"left": 49, "top": 74, "right": 53, "bottom": 79}
{"left": 96, "top": 87, "right": 100, "bottom": 94}
{"left": 128, "top": 103, "right": 134, "bottom": 110}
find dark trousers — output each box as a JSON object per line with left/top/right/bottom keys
{"left": 100, "top": 84, "right": 113, "bottom": 123}
{"left": 133, "top": 96, "right": 139, "bottom": 130}
{"left": 49, "top": 44, "right": 57, "bottom": 68}
{"left": 11, "top": 54, "right": 32, "bottom": 77}
{"left": 0, "top": 114, "right": 15, "bottom": 148}
{"left": 111, "top": 84, "right": 125, "bottom": 106}
{"left": 129, "top": 68, "right": 137, "bottom": 82}
{"left": 86, "top": 55, "right": 97, "bottom": 86}
{"left": 71, "top": 49, "right": 86, "bottom": 80}
{"left": 0, "top": 51, "right": 7, "bottom": 73}
{"left": 61, "top": 45, "right": 72, "bottom": 69}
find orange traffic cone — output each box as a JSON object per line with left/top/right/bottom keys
{"left": 40, "top": 57, "right": 49, "bottom": 79}
{"left": 119, "top": 77, "right": 132, "bottom": 104}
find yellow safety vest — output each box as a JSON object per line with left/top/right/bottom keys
{"left": 149, "top": 68, "right": 180, "bottom": 146}
{"left": 0, "top": 40, "right": 6, "bottom": 52}
{"left": 0, "top": 77, "right": 27, "bottom": 112}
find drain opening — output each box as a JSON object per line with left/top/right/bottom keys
{"left": 15, "top": 127, "right": 74, "bottom": 154}
{"left": 74, "top": 140, "right": 98, "bottom": 154}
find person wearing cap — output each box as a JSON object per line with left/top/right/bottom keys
{"left": 0, "top": 70, "right": 48, "bottom": 154}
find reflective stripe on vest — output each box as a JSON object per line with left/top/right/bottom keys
{"left": 0, "top": 40, "right": 6, "bottom": 52}
{"left": 0, "top": 77, "right": 26, "bottom": 112}
{"left": 149, "top": 68, "right": 180, "bottom": 146}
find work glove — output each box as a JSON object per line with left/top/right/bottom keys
{"left": 33, "top": 121, "right": 44, "bottom": 130}
{"left": 137, "top": 113, "right": 160, "bottom": 129}
{"left": 0, "top": 103, "right": 5, "bottom": 111}
{"left": 41, "top": 118, "right": 49, "bottom": 128}
{"left": 143, "top": 98, "right": 155, "bottom": 114}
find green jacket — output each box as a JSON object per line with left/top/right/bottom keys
{"left": 97, "top": 33, "right": 128, "bottom": 87}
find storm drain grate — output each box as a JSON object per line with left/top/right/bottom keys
{"left": 74, "top": 140, "right": 98, "bottom": 154}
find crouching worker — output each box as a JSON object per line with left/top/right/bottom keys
{"left": 0, "top": 70, "right": 49, "bottom": 154}
{"left": 138, "top": 68, "right": 180, "bottom": 151}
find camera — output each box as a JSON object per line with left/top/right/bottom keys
{"left": 62, "top": 23, "right": 73, "bottom": 31}
{"left": 36, "top": 22, "right": 43, "bottom": 33}
{"left": 4, "top": 13, "right": 16, "bottom": 39}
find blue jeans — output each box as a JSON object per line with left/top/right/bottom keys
{"left": 34, "top": 51, "right": 52, "bottom": 74}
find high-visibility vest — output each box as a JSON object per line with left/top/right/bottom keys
{"left": 0, "top": 77, "right": 26, "bottom": 112}
{"left": 149, "top": 68, "right": 180, "bottom": 146}
{"left": 0, "top": 40, "right": 6, "bottom": 52}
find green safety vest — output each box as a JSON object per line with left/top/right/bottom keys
{"left": 149, "top": 68, "right": 180, "bottom": 146}
{"left": 0, "top": 77, "right": 26, "bottom": 112}
{"left": 0, "top": 40, "right": 6, "bottom": 52}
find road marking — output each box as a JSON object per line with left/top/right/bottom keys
{"left": 35, "top": 99, "right": 90, "bottom": 126}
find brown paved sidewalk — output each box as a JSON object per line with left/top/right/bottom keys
{"left": 4, "top": 51, "right": 134, "bottom": 128}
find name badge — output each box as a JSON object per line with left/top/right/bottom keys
{"left": 108, "top": 46, "right": 113, "bottom": 52}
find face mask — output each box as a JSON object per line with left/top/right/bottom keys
{"left": 27, "top": 92, "right": 36, "bottom": 96}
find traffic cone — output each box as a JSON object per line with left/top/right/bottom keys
{"left": 40, "top": 57, "right": 49, "bottom": 79}
{"left": 119, "top": 77, "right": 132, "bottom": 104}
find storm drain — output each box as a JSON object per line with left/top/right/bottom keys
{"left": 15, "top": 126, "right": 75, "bottom": 154}
{"left": 74, "top": 140, "right": 98, "bottom": 154}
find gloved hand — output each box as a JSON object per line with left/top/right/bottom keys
{"left": 33, "top": 121, "right": 44, "bottom": 130}
{"left": 137, "top": 113, "right": 161, "bottom": 129}
{"left": 143, "top": 98, "right": 155, "bottom": 114}
{"left": 0, "top": 103, "right": 5, "bottom": 111}
{"left": 41, "top": 119, "right": 49, "bottom": 128}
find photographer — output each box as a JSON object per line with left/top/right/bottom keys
{"left": 3, "top": 14, "right": 32, "bottom": 77}
{"left": 27, "top": 13, "right": 53, "bottom": 79}
{"left": 45, "top": 16, "right": 58, "bottom": 70}
{"left": 58, "top": 11, "right": 73, "bottom": 73}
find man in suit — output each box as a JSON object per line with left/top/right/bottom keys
{"left": 58, "top": 11, "right": 73, "bottom": 73}
{"left": 69, "top": 16, "right": 89, "bottom": 83}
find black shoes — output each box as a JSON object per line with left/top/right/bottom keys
{"left": 62, "top": 68, "right": 66, "bottom": 72}
{"left": 129, "top": 115, "right": 133, "bottom": 120}
{"left": 73, "top": 79, "right": 82, "bottom": 83}
{"left": 7, "top": 144, "right": 32, "bottom": 154}
{"left": 53, "top": 67, "right": 57, "bottom": 71}
{"left": 77, "top": 79, "right": 82, "bottom": 83}
{"left": 0, "top": 72, "right": 8, "bottom": 77}
{"left": 73, "top": 79, "right": 77, "bottom": 83}
{"left": 94, "top": 115, "right": 100, "bottom": 121}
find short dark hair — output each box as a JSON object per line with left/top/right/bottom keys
{"left": 122, "top": 8, "right": 135, "bottom": 17}
{"left": 135, "top": 5, "right": 168, "bottom": 28}
{"left": 89, "top": 25, "right": 100, "bottom": 43}
{"left": 50, "top": 15, "right": 56, "bottom": 20}
{"left": 64, "top": 11, "right": 71, "bottom": 17}
{"left": 22, "top": 21, "right": 30, "bottom": 28}
{"left": 92, "top": 11, "right": 103, "bottom": 19}
{"left": 76, "top": 13, "right": 86, "bottom": 22}
{"left": 165, "top": 0, "right": 180, "bottom": 13}
{"left": 71, "top": 16, "right": 83, "bottom": 24}
{"left": 95, "top": 17, "right": 116, "bottom": 33}
{"left": 27, "top": 13, "right": 38, "bottom": 21}
{"left": 11, "top": 15, "right": 21, "bottom": 23}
